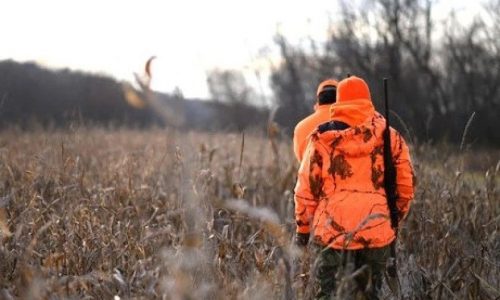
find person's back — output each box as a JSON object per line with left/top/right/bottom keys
{"left": 293, "top": 79, "right": 337, "bottom": 162}
{"left": 294, "top": 76, "right": 415, "bottom": 299}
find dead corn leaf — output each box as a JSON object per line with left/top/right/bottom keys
{"left": 0, "top": 208, "right": 11, "bottom": 238}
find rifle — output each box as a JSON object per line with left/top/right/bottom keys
{"left": 383, "top": 78, "right": 400, "bottom": 285}
{"left": 383, "top": 79, "right": 399, "bottom": 233}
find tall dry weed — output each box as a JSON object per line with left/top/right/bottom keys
{"left": 0, "top": 128, "right": 498, "bottom": 299}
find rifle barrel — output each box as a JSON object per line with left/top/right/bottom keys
{"left": 383, "top": 78, "right": 398, "bottom": 230}
{"left": 384, "top": 78, "right": 390, "bottom": 129}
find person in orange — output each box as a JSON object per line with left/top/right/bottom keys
{"left": 293, "top": 79, "right": 338, "bottom": 162}
{"left": 294, "top": 76, "right": 415, "bottom": 299}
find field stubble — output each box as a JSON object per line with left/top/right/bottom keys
{"left": 0, "top": 128, "right": 498, "bottom": 299}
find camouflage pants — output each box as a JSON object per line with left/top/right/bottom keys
{"left": 313, "top": 244, "right": 391, "bottom": 300}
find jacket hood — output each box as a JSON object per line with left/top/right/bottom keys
{"left": 315, "top": 113, "right": 386, "bottom": 157}
{"left": 329, "top": 76, "right": 375, "bottom": 127}
{"left": 337, "top": 76, "right": 371, "bottom": 103}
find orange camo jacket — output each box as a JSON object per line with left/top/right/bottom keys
{"left": 294, "top": 76, "right": 415, "bottom": 250}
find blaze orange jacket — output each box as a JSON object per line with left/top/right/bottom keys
{"left": 294, "top": 76, "right": 415, "bottom": 250}
{"left": 293, "top": 79, "right": 338, "bottom": 162}
{"left": 293, "top": 105, "right": 332, "bottom": 162}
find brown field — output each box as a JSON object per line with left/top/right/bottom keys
{"left": 0, "top": 128, "right": 498, "bottom": 299}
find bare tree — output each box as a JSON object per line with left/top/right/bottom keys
{"left": 442, "top": 4, "right": 500, "bottom": 142}
{"left": 206, "top": 69, "right": 255, "bottom": 104}
{"left": 268, "top": 0, "right": 500, "bottom": 145}
{"left": 270, "top": 34, "right": 330, "bottom": 132}
{"left": 206, "top": 69, "right": 261, "bottom": 130}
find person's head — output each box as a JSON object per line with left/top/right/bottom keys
{"left": 330, "top": 75, "right": 375, "bottom": 126}
{"left": 336, "top": 76, "right": 371, "bottom": 103}
{"left": 316, "top": 79, "right": 338, "bottom": 105}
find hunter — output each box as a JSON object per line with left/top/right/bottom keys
{"left": 293, "top": 79, "right": 338, "bottom": 162}
{"left": 294, "top": 76, "right": 415, "bottom": 299}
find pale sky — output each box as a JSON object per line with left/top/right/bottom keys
{"left": 0, "top": 0, "right": 484, "bottom": 99}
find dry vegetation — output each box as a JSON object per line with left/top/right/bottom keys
{"left": 0, "top": 128, "right": 498, "bottom": 299}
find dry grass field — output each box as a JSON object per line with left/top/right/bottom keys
{"left": 0, "top": 128, "right": 498, "bottom": 299}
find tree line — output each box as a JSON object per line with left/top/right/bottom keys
{"left": 0, "top": 60, "right": 266, "bottom": 131}
{"left": 1, "top": 0, "right": 499, "bottom": 146}
{"left": 270, "top": 0, "right": 500, "bottom": 146}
